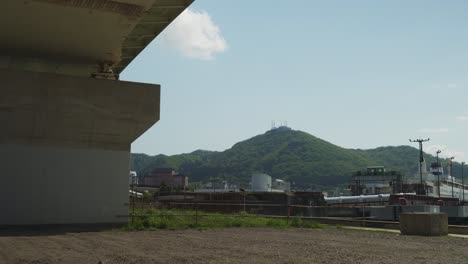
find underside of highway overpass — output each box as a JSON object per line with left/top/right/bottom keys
{"left": 0, "top": 0, "right": 192, "bottom": 225}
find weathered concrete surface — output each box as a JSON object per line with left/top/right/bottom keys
{"left": 400, "top": 212, "right": 448, "bottom": 236}
{"left": 0, "top": 0, "right": 191, "bottom": 226}
{"left": 0, "top": 69, "right": 159, "bottom": 150}
{"left": 0, "top": 145, "right": 130, "bottom": 225}
{"left": 370, "top": 205, "right": 440, "bottom": 221}
{"left": 0, "top": 0, "right": 193, "bottom": 77}
{"left": 440, "top": 205, "right": 468, "bottom": 218}
{"left": 0, "top": 69, "right": 160, "bottom": 225}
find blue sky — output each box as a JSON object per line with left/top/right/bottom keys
{"left": 122, "top": 0, "right": 468, "bottom": 162}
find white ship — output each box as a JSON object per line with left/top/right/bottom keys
{"left": 411, "top": 159, "right": 468, "bottom": 202}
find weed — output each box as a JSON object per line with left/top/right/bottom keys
{"left": 125, "top": 209, "right": 323, "bottom": 231}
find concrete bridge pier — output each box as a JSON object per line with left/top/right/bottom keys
{"left": 0, "top": 69, "right": 160, "bottom": 225}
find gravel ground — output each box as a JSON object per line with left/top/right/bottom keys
{"left": 0, "top": 227, "right": 467, "bottom": 264}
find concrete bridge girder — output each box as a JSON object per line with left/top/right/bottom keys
{"left": 0, "top": 0, "right": 192, "bottom": 225}
{"left": 0, "top": 0, "right": 193, "bottom": 77}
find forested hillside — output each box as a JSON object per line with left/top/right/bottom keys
{"left": 132, "top": 129, "right": 458, "bottom": 188}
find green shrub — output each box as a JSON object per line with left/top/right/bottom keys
{"left": 290, "top": 216, "right": 303, "bottom": 227}
{"left": 266, "top": 219, "right": 288, "bottom": 228}
{"left": 125, "top": 209, "right": 323, "bottom": 231}
{"left": 156, "top": 219, "right": 169, "bottom": 229}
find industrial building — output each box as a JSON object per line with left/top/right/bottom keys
{"left": 350, "top": 166, "right": 403, "bottom": 195}
{"left": 272, "top": 179, "right": 291, "bottom": 192}
{"left": 194, "top": 181, "right": 239, "bottom": 193}
{"left": 0, "top": 0, "right": 192, "bottom": 225}
{"left": 155, "top": 191, "right": 325, "bottom": 215}
{"left": 143, "top": 168, "right": 188, "bottom": 190}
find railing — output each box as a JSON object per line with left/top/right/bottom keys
{"left": 121, "top": 199, "right": 373, "bottom": 229}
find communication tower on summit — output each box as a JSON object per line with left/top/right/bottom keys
{"left": 270, "top": 120, "right": 291, "bottom": 131}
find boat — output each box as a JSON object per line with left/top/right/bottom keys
{"left": 410, "top": 159, "right": 468, "bottom": 202}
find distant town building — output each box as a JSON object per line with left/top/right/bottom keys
{"left": 272, "top": 179, "right": 291, "bottom": 192}
{"left": 129, "top": 171, "right": 138, "bottom": 185}
{"left": 194, "top": 181, "right": 239, "bottom": 193}
{"left": 143, "top": 168, "right": 188, "bottom": 189}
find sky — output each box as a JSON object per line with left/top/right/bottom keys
{"left": 122, "top": 0, "right": 468, "bottom": 162}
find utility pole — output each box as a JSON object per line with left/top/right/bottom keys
{"left": 436, "top": 150, "right": 441, "bottom": 198}
{"left": 409, "top": 138, "right": 430, "bottom": 195}
{"left": 462, "top": 162, "right": 466, "bottom": 203}
{"left": 449, "top": 156, "right": 455, "bottom": 198}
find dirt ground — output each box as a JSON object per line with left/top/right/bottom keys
{"left": 1, "top": 227, "right": 467, "bottom": 264}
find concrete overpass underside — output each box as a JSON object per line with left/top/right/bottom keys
{"left": 0, "top": 0, "right": 192, "bottom": 225}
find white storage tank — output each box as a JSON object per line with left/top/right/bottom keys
{"left": 251, "top": 173, "right": 272, "bottom": 192}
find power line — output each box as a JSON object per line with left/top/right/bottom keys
{"left": 409, "top": 138, "right": 430, "bottom": 195}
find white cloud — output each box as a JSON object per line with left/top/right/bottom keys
{"left": 456, "top": 116, "right": 468, "bottom": 121}
{"left": 159, "top": 8, "right": 227, "bottom": 60}
{"left": 417, "top": 128, "right": 449, "bottom": 133}
{"left": 425, "top": 144, "right": 465, "bottom": 161}
{"left": 447, "top": 83, "right": 459, "bottom": 88}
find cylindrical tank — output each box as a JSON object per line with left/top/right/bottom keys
{"left": 251, "top": 173, "right": 272, "bottom": 192}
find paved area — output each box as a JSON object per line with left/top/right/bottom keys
{"left": 1, "top": 227, "right": 467, "bottom": 264}
{"left": 342, "top": 226, "right": 468, "bottom": 238}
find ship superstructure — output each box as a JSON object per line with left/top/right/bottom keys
{"left": 409, "top": 159, "right": 468, "bottom": 202}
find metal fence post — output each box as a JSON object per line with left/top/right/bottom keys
{"left": 131, "top": 183, "right": 135, "bottom": 225}
{"left": 362, "top": 203, "right": 365, "bottom": 227}
{"left": 195, "top": 202, "right": 199, "bottom": 226}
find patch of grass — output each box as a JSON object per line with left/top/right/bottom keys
{"left": 266, "top": 219, "right": 289, "bottom": 228}
{"left": 124, "top": 209, "right": 323, "bottom": 231}
{"left": 290, "top": 216, "right": 323, "bottom": 229}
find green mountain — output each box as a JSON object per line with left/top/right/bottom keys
{"left": 131, "top": 128, "right": 461, "bottom": 188}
